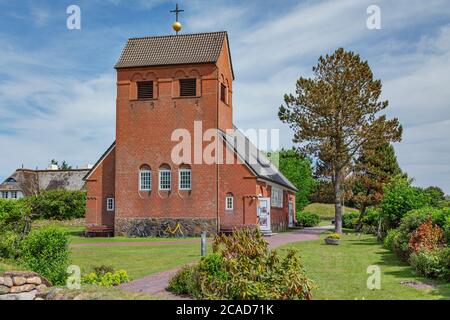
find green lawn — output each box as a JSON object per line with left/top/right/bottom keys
{"left": 28, "top": 219, "right": 210, "bottom": 280}
{"left": 70, "top": 242, "right": 210, "bottom": 280}
{"left": 278, "top": 232, "right": 450, "bottom": 300}
{"left": 304, "top": 203, "right": 359, "bottom": 221}
{"left": 70, "top": 236, "right": 201, "bottom": 244}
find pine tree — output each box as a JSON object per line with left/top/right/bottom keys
{"left": 279, "top": 48, "right": 402, "bottom": 233}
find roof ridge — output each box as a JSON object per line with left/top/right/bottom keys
{"left": 17, "top": 168, "right": 90, "bottom": 173}
{"left": 127, "top": 31, "right": 227, "bottom": 41}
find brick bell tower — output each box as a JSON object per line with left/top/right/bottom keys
{"left": 111, "top": 22, "right": 235, "bottom": 235}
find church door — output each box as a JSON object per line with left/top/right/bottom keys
{"left": 257, "top": 198, "right": 271, "bottom": 232}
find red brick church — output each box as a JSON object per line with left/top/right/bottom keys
{"left": 84, "top": 31, "right": 298, "bottom": 236}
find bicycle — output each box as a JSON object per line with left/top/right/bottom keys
{"left": 158, "top": 223, "right": 185, "bottom": 238}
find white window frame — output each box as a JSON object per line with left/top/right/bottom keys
{"left": 1, "top": 191, "right": 8, "bottom": 199}
{"left": 159, "top": 169, "right": 172, "bottom": 191}
{"left": 271, "top": 186, "right": 283, "bottom": 208}
{"left": 11, "top": 191, "right": 17, "bottom": 199}
{"left": 106, "top": 198, "right": 115, "bottom": 212}
{"left": 225, "top": 195, "right": 234, "bottom": 211}
{"left": 139, "top": 169, "right": 152, "bottom": 191}
{"left": 178, "top": 169, "right": 192, "bottom": 191}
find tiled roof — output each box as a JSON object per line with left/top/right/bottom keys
{"left": 220, "top": 128, "right": 299, "bottom": 192}
{"left": 115, "top": 31, "right": 229, "bottom": 69}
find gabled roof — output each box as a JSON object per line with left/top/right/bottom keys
{"left": 218, "top": 128, "right": 298, "bottom": 192}
{"left": 115, "top": 31, "right": 234, "bottom": 78}
{"left": 83, "top": 141, "right": 116, "bottom": 181}
{"left": 0, "top": 169, "right": 90, "bottom": 196}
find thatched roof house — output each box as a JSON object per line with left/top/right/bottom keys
{"left": 0, "top": 168, "right": 90, "bottom": 199}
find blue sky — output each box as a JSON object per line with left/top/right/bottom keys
{"left": 0, "top": 0, "right": 450, "bottom": 194}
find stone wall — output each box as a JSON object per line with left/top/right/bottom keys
{"left": 115, "top": 217, "right": 218, "bottom": 237}
{"left": 0, "top": 271, "right": 51, "bottom": 300}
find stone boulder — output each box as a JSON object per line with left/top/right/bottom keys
{"left": 0, "top": 271, "right": 52, "bottom": 300}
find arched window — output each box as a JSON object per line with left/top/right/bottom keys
{"left": 178, "top": 165, "right": 192, "bottom": 190}
{"left": 139, "top": 166, "right": 152, "bottom": 191}
{"left": 159, "top": 164, "right": 172, "bottom": 191}
{"left": 225, "top": 193, "right": 234, "bottom": 211}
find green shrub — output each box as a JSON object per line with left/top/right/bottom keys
{"left": 359, "top": 207, "right": 383, "bottom": 235}
{"left": 296, "top": 212, "right": 320, "bottom": 227}
{"left": 0, "top": 199, "right": 31, "bottom": 259}
{"left": 169, "top": 228, "right": 314, "bottom": 300}
{"left": 443, "top": 214, "right": 450, "bottom": 244}
{"left": 20, "top": 228, "right": 69, "bottom": 285}
{"left": 168, "top": 265, "right": 201, "bottom": 297}
{"left": 380, "top": 177, "right": 431, "bottom": 228}
{"left": 342, "top": 212, "right": 359, "bottom": 229}
{"left": 82, "top": 268, "right": 129, "bottom": 287}
{"left": 363, "top": 207, "right": 381, "bottom": 226}
{"left": 276, "top": 149, "right": 317, "bottom": 211}
{"left": 424, "top": 186, "right": 446, "bottom": 208}
{"left": 26, "top": 189, "right": 86, "bottom": 220}
{"left": 409, "top": 247, "right": 450, "bottom": 281}
{"left": 384, "top": 229, "right": 400, "bottom": 250}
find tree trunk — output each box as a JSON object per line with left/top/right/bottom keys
{"left": 356, "top": 205, "right": 366, "bottom": 232}
{"left": 334, "top": 170, "right": 343, "bottom": 234}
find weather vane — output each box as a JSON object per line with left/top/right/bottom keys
{"left": 170, "top": 3, "right": 184, "bottom": 35}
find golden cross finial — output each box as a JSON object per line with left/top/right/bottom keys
{"left": 170, "top": 3, "right": 184, "bottom": 35}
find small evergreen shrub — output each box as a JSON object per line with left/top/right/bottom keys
{"left": 296, "top": 212, "right": 320, "bottom": 227}
{"left": 342, "top": 212, "right": 359, "bottom": 229}
{"left": 20, "top": 228, "right": 69, "bottom": 285}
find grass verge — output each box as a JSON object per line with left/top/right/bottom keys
{"left": 278, "top": 232, "right": 450, "bottom": 300}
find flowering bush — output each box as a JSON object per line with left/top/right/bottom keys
{"left": 326, "top": 233, "right": 341, "bottom": 240}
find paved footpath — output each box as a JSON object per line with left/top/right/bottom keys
{"left": 119, "top": 226, "right": 332, "bottom": 299}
